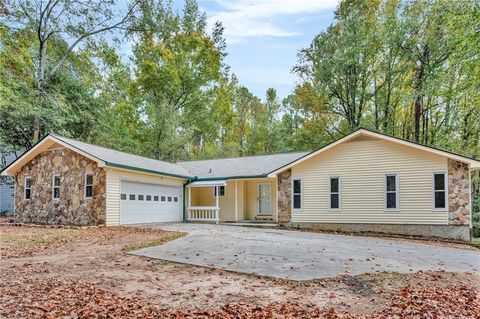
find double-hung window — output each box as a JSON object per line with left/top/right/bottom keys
{"left": 52, "top": 175, "right": 61, "bottom": 199}
{"left": 329, "top": 176, "right": 341, "bottom": 210}
{"left": 24, "top": 177, "right": 32, "bottom": 200}
{"left": 385, "top": 173, "right": 399, "bottom": 210}
{"left": 85, "top": 173, "right": 93, "bottom": 198}
{"left": 292, "top": 178, "right": 302, "bottom": 210}
{"left": 433, "top": 172, "right": 447, "bottom": 210}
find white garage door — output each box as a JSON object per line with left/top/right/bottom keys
{"left": 120, "top": 181, "right": 182, "bottom": 224}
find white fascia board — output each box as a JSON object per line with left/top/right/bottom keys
{"left": 1, "top": 135, "right": 105, "bottom": 176}
{"left": 268, "top": 129, "right": 480, "bottom": 175}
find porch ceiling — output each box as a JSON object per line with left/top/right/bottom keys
{"left": 187, "top": 180, "right": 226, "bottom": 187}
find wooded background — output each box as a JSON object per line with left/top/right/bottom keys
{"left": 1, "top": 0, "right": 479, "bottom": 233}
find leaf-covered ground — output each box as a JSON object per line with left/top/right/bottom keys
{"left": 1, "top": 225, "right": 479, "bottom": 318}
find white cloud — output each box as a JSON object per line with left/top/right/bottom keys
{"left": 206, "top": 0, "right": 339, "bottom": 43}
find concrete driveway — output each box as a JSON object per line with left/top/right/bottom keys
{"left": 131, "top": 223, "right": 480, "bottom": 280}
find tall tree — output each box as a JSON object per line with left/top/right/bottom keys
{"left": 4, "top": 0, "right": 138, "bottom": 144}
{"left": 295, "top": 0, "right": 380, "bottom": 132}
{"left": 130, "top": 0, "right": 225, "bottom": 161}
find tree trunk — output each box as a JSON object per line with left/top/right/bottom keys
{"left": 33, "top": 40, "right": 48, "bottom": 143}
{"left": 413, "top": 69, "right": 424, "bottom": 143}
{"left": 413, "top": 48, "right": 428, "bottom": 143}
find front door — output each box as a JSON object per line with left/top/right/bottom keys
{"left": 257, "top": 183, "right": 271, "bottom": 214}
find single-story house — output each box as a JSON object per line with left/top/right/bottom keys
{"left": 1, "top": 128, "right": 479, "bottom": 241}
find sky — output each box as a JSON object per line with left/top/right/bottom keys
{"left": 117, "top": 0, "right": 339, "bottom": 101}
{"left": 198, "top": 0, "right": 339, "bottom": 100}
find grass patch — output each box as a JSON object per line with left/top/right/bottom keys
{"left": 122, "top": 231, "right": 186, "bottom": 252}
{"left": 472, "top": 237, "right": 480, "bottom": 245}
{"left": 0, "top": 227, "right": 81, "bottom": 247}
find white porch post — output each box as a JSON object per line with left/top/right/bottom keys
{"left": 215, "top": 185, "right": 220, "bottom": 223}
{"left": 235, "top": 180, "right": 238, "bottom": 221}
{"left": 188, "top": 186, "right": 191, "bottom": 221}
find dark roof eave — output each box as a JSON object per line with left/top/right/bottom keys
{"left": 194, "top": 174, "right": 268, "bottom": 181}
{"left": 106, "top": 162, "right": 195, "bottom": 180}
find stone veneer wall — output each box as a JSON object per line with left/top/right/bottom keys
{"left": 448, "top": 159, "right": 470, "bottom": 226}
{"left": 15, "top": 148, "right": 106, "bottom": 225}
{"left": 277, "top": 169, "right": 291, "bottom": 223}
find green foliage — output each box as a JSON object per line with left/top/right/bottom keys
{"left": 293, "top": 0, "right": 480, "bottom": 157}
{"left": 0, "top": 0, "right": 478, "bottom": 183}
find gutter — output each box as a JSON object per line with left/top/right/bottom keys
{"left": 106, "top": 162, "right": 195, "bottom": 180}
{"left": 190, "top": 174, "right": 268, "bottom": 182}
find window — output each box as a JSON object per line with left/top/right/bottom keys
{"left": 329, "top": 177, "right": 341, "bottom": 210}
{"left": 292, "top": 178, "right": 302, "bottom": 210}
{"left": 85, "top": 173, "right": 93, "bottom": 198}
{"left": 138, "top": 195, "right": 144, "bottom": 201}
{"left": 154, "top": 196, "right": 159, "bottom": 201}
{"left": 146, "top": 195, "right": 152, "bottom": 201}
{"left": 52, "top": 175, "right": 61, "bottom": 199}
{"left": 433, "top": 172, "right": 447, "bottom": 210}
{"left": 129, "top": 194, "right": 135, "bottom": 200}
{"left": 174, "top": 197, "right": 178, "bottom": 202}
{"left": 24, "top": 177, "right": 32, "bottom": 200}
{"left": 385, "top": 173, "right": 399, "bottom": 210}
{"left": 121, "top": 194, "right": 127, "bottom": 200}
{"left": 214, "top": 186, "right": 225, "bottom": 197}
{"left": 167, "top": 196, "right": 172, "bottom": 202}
{"left": 161, "top": 196, "right": 166, "bottom": 202}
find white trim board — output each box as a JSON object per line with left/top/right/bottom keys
{"left": 268, "top": 129, "right": 480, "bottom": 177}
{"left": 1, "top": 135, "right": 105, "bottom": 176}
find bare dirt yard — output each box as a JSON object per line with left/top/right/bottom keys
{"left": 1, "top": 225, "right": 479, "bottom": 318}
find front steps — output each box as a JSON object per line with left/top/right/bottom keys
{"left": 255, "top": 214, "right": 274, "bottom": 221}
{"left": 222, "top": 217, "right": 278, "bottom": 228}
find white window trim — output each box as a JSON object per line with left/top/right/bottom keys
{"left": 84, "top": 172, "right": 94, "bottom": 199}
{"left": 214, "top": 185, "right": 226, "bottom": 197}
{"left": 52, "top": 175, "right": 61, "bottom": 200}
{"left": 384, "top": 173, "right": 399, "bottom": 211}
{"left": 24, "top": 176, "right": 32, "bottom": 200}
{"left": 432, "top": 171, "right": 448, "bottom": 212}
{"left": 291, "top": 177, "right": 303, "bottom": 211}
{"left": 328, "top": 176, "right": 341, "bottom": 211}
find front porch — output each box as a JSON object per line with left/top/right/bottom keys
{"left": 186, "top": 178, "right": 278, "bottom": 223}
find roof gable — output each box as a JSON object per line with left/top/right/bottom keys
{"left": 267, "top": 128, "right": 480, "bottom": 176}
{"left": 1, "top": 135, "right": 106, "bottom": 176}
{"left": 1, "top": 134, "right": 193, "bottom": 179}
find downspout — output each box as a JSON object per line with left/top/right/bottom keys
{"left": 182, "top": 182, "right": 187, "bottom": 222}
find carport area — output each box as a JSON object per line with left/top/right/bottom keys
{"left": 131, "top": 223, "right": 480, "bottom": 280}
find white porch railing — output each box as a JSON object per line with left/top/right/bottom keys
{"left": 187, "top": 206, "right": 219, "bottom": 223}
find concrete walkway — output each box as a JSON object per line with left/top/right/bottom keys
{"left": 131, "top": 223, "right": 480, "bottom": 280}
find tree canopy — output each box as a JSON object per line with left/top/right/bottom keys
{"left": 0, "top": 0, "right": 478, "bottom": 162}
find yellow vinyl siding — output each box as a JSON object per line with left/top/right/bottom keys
{"left": 190, "top": 180, "right": 245, "bottom": 222}
{"left": 244, "top": 178, "right": 277, "bottom": 220}
{"left": 188, "top": 178, "right": 276, "bottom": 221}
{"left": 291, "top": 139, "right": 448, "bottom": 225}
{"left": 105, "top": 167, "right": 185, "bottom": 226}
